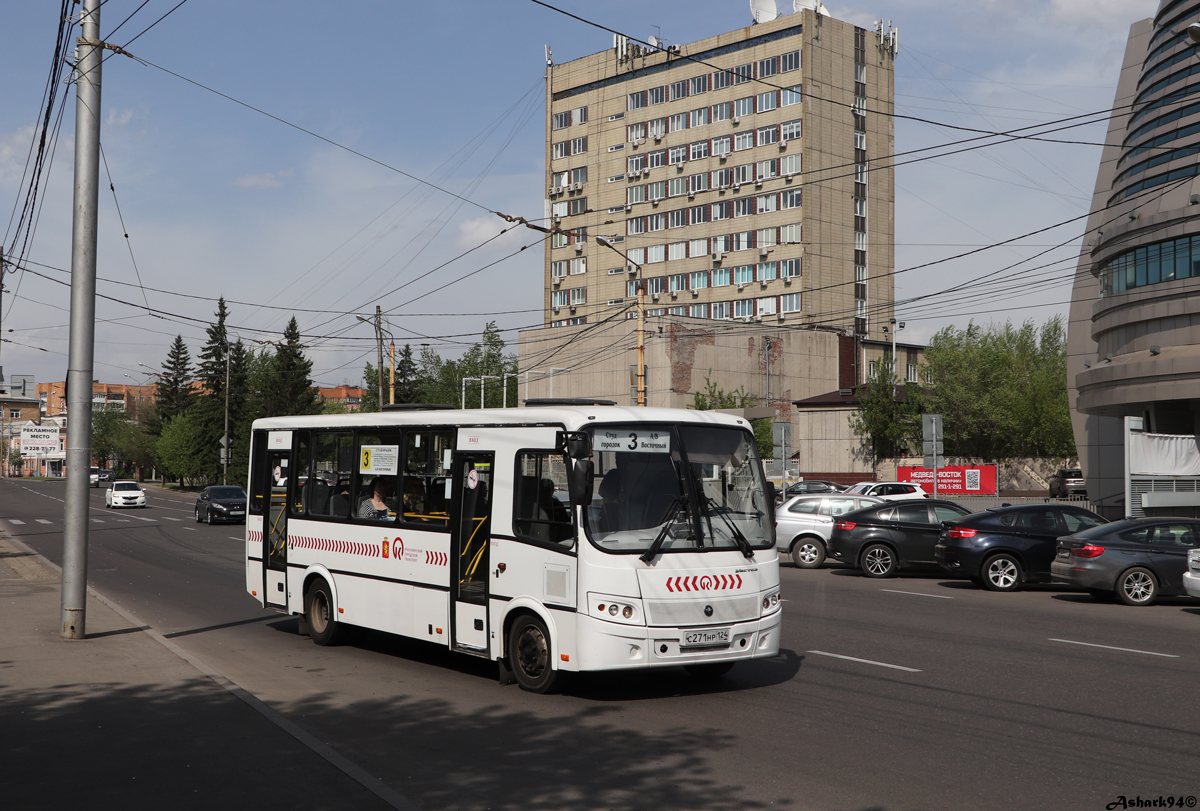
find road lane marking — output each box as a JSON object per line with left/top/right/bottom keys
{"left": 1048, "top": 638, "right": 1179, "bottom": 658}
{"left": 229, "top": 536, "right": 242, "bottom": 541}
{"left": 183, "top": 527, "right": 196, "bottom": 531}
{"left": 163, "top": 517, "right": 182, "bottom": 521}
{"left": 880, "top": 589, "right": 952, "bottom": 599}
{"left": 131, "top": 515, "right": 155, "bottom": 522}
{"left": 807, "top": 650, "right": 922, "bottom": 672}
{"left": 9, "top": 519, "right": 24, "bottom": 525}
{"left": 35, "top": 519, "right": 52, "bottom": 524}
{"left": 90, "top": 519, "right": 105, "bottom": 523}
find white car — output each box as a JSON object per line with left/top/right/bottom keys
{"left": 89, "top": 467, "right": 100, "bottom": 488}
{"left": 1185, "top": 548, "right": 1200, "bottom": 599}
{"left": 843, "top": 481, "right": 929, "bottom": 501}
{"left": 106, "top": 480, "right": 147, "bottom": 508}
{"left": 775, "top": 493, "right": 885, "bottom": 568}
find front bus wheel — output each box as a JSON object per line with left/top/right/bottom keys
{"left": 507, "top": 614, "right": 562, "bottom": 694}
{"left": 305, "top": 578, "right": 348, "bottom": 646}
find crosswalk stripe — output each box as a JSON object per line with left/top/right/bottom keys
{"left": 35, "top": 519, "right": 52, "bottom": 524}
{"left": 10, "top": 519, "right": 25, "bottom": 525}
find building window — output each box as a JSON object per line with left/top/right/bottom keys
{"left": 758, "top": 92, "right": 777, "bottom": 113}
{"left": 669, "top": 112, "right": 688, "bottom": 133}
{"left": 689, "top": 74, "right": 708, "bottom": 95}
{"left": 712, "top": 135, "right": 732, "bottom": 156}
{"left": 781, "top": 292, "right": 802, "bottom": 313}
{"left": 574, "top": 106, "right": 588, "bottom": 124}
{"left": 553, "top": 111, "right": 571, "bottom": 131}
{"left": 572, "top": 167, "right": 588, "bottom": 184}
{"left": 628, "top": 217, "right": 646, "bottom": 235}
{"left": 712, "top": 201, "right": 731, "bottom": 221}
{"left": 628, "top": 185, "right": 646, "bottom": 205}
{"left": 668, "top": 208, "right": 688, "bottom": 228}
{"left": 734, "top": 131, "right": 755, "bottom": 151}
{"left": 690, "top": 172, "right": 708, "bottom": 193}
{"left": 758, "top": 57, "right": 777, "bottom": 79}
{"left": 780, "top": 154, "right": 801, "bottom": 175}
{"left": 734, "top": 97, "right": 755, "bottom": 118}
{"left": 648, "top": 150, "right": 666, "bottom": 169}
{"left": 712, "top": 301, "right": 731, "bottom": 319}
{"left": 757, "top": 159, "right": 778, "bottom": 179}
{"left": 712, "top": 267, "right": 731, "bottom": 286}
{"left": 570, "top": 257, "right": 587, "bottom": 275}
{"left": 690, "top": 140, "right": 709, "bottom": 160}
{"left": 552, "top": 231, "right": 569, "bottom": 248}
{"left": 691, "top": 107, "right": 709, "bottom": 127}
{"left": 552, "top": 260, "right": 568, "bottom": 278}
{"left": 669, "top": 145, "right": 688, "bottom": 164}
{"left": 712, "top": 234, "right": 732, "bottom": 254}
{"left": 690, "top": 204, "right": 709, "bottom": 224}
{"left": 781, "top": 50, "right": 800, "bottom": 73}
{"left": 780, "top": 223, "right": 801, "bottom": 244}
{"left": 734, "top": 197, "right": 754, "bottom": 217}
{"left": 689, "top": 238, "right": 708, "bottom": 256}
{"left": 757, "top": 194, "right": 777, "bottom": 214}
{"left": 782, "top": 119, "right": 802, "bottom": 141}
{"left": 712, "top": 101, "right": 732, "bottom": 122}
{"left": 690, "top": 270, "right": 709, "bottom": 289}
{"left": 552, "top": 289, "right": 569, "bottom": 308}
{"left": 628, "top": 154, "right": 646, "bottom": 173}
{"left": 732, "top": 63, "right": 753, "bottom": 84}
{"left": 757, "top": 227, "right": 777, "bottom": 248}
{"left": 734, "top": 265, "right": 755, "bottom": 285}
{"left": 733, "top": 299, "right": 755, "bottom": 318}
{"left": 733, "top": 164, "right": 753, "bottom": 185}
{"left": 689, "top": 303, "right": 708, "bottom": 318}
{"left": 571, "top": 136, "right": 588, "bottom": 155}
{"left": 648, "top": 180, "right": 666, "bottom": 200}
{"left": 781, "top": 189, "right": 802, "bottom": 210}
{"left": 649, "top": 118, "right": 667, "bottom": 138}
{"left": 628, "top": 122, "right": 647, "bottom": 143}
{"left": 732, "top": 231, "right": 752, "bottom": 251}
{"left": 782, "top": 85, "right": 803, "bottom": 106}
{"left": 781, "top": 257, "right": 802, "bottom": 277}
{"left": 670, "top": 80, "right": 688, "bottom": 101}
{"left": 669, "top": 177, "right": 688, "bottom": 197}
{"left": 758, "top": 261, "right": 776, "bottom": 281}
{"left": 647, "top": 212, "right": 665, "bottom": 232}
{"left": 570, "top": 286, "right": 586, "bottom": 305}
{"left": 552, "top": 201, "right": 568, "bottom": 218}
{"left": 669, "top": 273, "right": 687, "bottom": 292}
{"left": 628, "top": 91, "right": 647, "bottom": 110}
{"left": 712, "top": 69, "right": 731, "bottom": 90}
{"left": 569, "top": 197, "right": 587, "bottom": 215}
{"left": 645, "top": 276, "right": 665, "bottom": 294}
{"left": 757, "top": 126, "right": 778, "bottom": 146}
{"left": 553, "top": 141, "right": 569, "bottom": 160}
{"left": 757, "top": 297, "right": 777, "bottom": 316}
{"left": 668, "top": 241, "right": 686, "bottom": 260}
{"left": 648, "top": 86, "right": 666, "bottom": 105}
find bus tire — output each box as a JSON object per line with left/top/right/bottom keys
{"left": 305, "top": 578, "right": 347, "bottom": 646}
{"left": 507, "top": 613, "right": 561, "bottom": 694}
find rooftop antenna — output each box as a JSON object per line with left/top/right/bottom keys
{"left": 750, "top": 0, "right": 779, "bottom": 23}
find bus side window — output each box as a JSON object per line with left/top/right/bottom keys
{"left": 514, "top": 452, "right": 574, "bottom": 547}
{"left": 310, "top": 432, "right": 353, "bottom": 520}
{"left": 294, "top": 431, "right": 312, "bottom": 515}
{"left": 356, "top": 432, "right": 402, "bottom": 523}
{"left": 249, "top": 432, "right": 268, "bottom": 514}
{"left": 403, "top": 430, "right": 452, "bottom": 526}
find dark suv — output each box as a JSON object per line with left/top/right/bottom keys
{"left": 935, "top": 504, "right": 1106, "bottom": 591}
{"left": 827, "top": 499, "right": 973, "bottom": 577}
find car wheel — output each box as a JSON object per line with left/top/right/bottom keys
{"left": 860, "top": 543, "right": 897, "bottom": 578}
{"left": 1115, "top": 567, "right": 1157, "bottom": 606}
{"left": 790, "top": 537, "right": 826, "bottom": 569}
{"left": 685, "top": 662, "right": 735, "bottom": 679}
{"left": 1087, "top": 588, "right": 1113, "bottom": 601}
{"left": 306, "top": 579, "right": 348, "bottom": 646}
{"left": 195, "top": 507, "right": 203, "bottom": 523}
{"left": 981, "top": 553, "right": 1022, "bottom": 592}
{"left": 507, "top": 613, "right": 562, "bottom": 694}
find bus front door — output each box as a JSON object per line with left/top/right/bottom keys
{"left": 450, "top": 451, "right": 493, "bottom": 654}
{"left": 262, "top": 450, "right": 290, "bottom": 609}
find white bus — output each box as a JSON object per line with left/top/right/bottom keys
{"left": 245, "top": 402, "right": 781, "bottom": 692}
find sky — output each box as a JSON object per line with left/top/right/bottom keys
{"left": 0, "top": 0, "right": 1161, "bottom": 390}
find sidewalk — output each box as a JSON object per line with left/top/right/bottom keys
{"left": 0, "top": 533, "right": 415, "bottom": 809}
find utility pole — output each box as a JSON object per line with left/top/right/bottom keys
{"left": 62, "top": 0, "right": 102, "bottom": 640}
{"left": 388, "top": 341, "right": 395, "bottom": 406}
{"left": 375, "top": 306, "right": 384, "bottom": 410}
{"left": 222, "top": 349, "right": 230, "bottom": 485}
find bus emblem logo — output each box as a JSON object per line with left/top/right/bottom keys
{"left": 382, "top": 540, "right": 389, "bottom": 559}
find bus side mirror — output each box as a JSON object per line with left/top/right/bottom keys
{"left": 568, "top": 459, "right": 594, "bottom": 507}
{"left": 557, "top": 431, "right": 591, "bottom": 460}
{"left": 765, "top": 481, "right": 777, "bottom": 505}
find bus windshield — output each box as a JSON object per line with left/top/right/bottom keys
{"left": 584, "top": 423, "right": 773, "bottom": 554}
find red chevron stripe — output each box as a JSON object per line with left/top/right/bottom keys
{"left": 735, "top": 574, "right": 742, "bottom": 588}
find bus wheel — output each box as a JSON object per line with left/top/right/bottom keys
{"left": 508, "top": 614, "right": 561, "bottom": 694}
{"left": 685, "top": 662, "right": 734, "bottom": 679}
{"left": 306, "top": 579, "right": 347, "bottom": 646}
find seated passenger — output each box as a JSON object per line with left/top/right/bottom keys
{"left": 358, "top": 478, "right": 394, "bottom": 521}
{"left": 403, "top": 477, "right": 429, "bottom": 522}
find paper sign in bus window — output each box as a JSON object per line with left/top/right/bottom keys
{"left": 360, "top": 445, "right": 399, "bottom": 475}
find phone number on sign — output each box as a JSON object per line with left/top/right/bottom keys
{"left": 1106, "top": 797, "right": 1196, "bottom": 809}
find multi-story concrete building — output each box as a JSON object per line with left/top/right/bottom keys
{"left": 1068, "top": 3, "right": 1200, "bottom": 516}
{"left": 522, "top": 8, "right": 901, "bottom": 431}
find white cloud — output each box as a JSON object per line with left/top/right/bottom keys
{"left": 105, "top": 108, "right": 133, "bottom": 127}
{"left": 232, "top": 168, "right": 294, "bottom": 188}
{"left": 455, "top": 213, "right": 529, "bottom": 251}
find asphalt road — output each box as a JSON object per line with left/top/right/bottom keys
{"left": 4, "top": 478, "right": 1200, "bottom": 811}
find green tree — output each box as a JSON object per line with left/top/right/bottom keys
{"left": 849, "top": 359, "right": 925, "bottom": 465}
{"left": 92, "top": 405, "right": 130, "bottom": 468}
{"left": 359, "top": 361, "right": 381, "bottom": 413}
{"left": 395, "top": 343, "right": 419, "bottom": 404}
{"left": 260, "top": 317, "right": 319, "bottom": 418}
{"left": 155, "top": 410, "right": 208, "bottom": 486}
{"left": 189, "top": 298, "right": 231, "bottom": 484}
{"left": 419, "top": 323, "right": 517, "bottom": 407}
{"left": 689, "top": 374, "right": 773, "bottom": 459}
{"left": 154, "top": 334, "right": 194, "bottom": 427}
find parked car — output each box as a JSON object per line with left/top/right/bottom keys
{"left": 105, "top": 480, "right": 147, "bottom": 508}
{"left": 89, "top": 466, "right": 100, "bottom": 488}
{"left": 1051, "top": 518, "right": 1200, "bottom": 606}
{"left": 783, "top": 480, "right": 846, "bottom": 498}
{"left": 1185, "top": 548, "right": 1200, "bottom": 599}
{"left": 98, "top": 469, "right": 113, "bottom": 482}
{"left": 843, "top": 481, "right": 929, "bottom": 501}
{"left": 195, "top": 485, "right": 248, "bottom": 524}
{"left": 827, "top": 499, "right": 973, "bottom": 577}
{"left": 1048, "top": 468, "right": 1086, "bottom": 498}
{"left": 935, "top": 504, "right": 1107, "bottom": 591}
{"left": 775, "top": 493, "right": 884, "bottom": 568}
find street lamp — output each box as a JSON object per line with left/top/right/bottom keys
{"left": 888, "top": 318, "right": 905, "bottom": 382}
{"left": 597, "top": 235, "right": 646, "bottom": 406}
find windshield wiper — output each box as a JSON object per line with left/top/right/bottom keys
{"left": 639, "top": 496, "right": 685, "bottom": 563}
{"left": 702, "top": 496, "right": 755, "bottom": 559}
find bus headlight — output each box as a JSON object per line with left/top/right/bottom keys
{"left": 761, "top": 591, "right": 780, "bottom": 616}
{"left": 588, "top": 593, "right": 646, "bottom": 626}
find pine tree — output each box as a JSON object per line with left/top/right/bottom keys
{"left": 359, "top": 361, "right": 380, "bottom": 413}
{"left": 395, "top": 344, "right": 418, "bottom": 404}
{"left": 190, "top": 299, "right": 231, "bottom": 483}
{"left": 155, "top": 335, "right": 193, "bottom": 425}
{"left": 261, "top": 317, "right": 319, "bottom": 418}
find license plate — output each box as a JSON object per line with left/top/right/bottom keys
{"left": 683, "top": 628, "right": 730, "bottom": 646}
{"left": 230, "top": 511, "right": 244, "bottom": 515}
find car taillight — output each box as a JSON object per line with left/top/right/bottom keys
{"left": 1071, "top": 544, "right": 1105, "bottom": 558}
{"left": 834, "top": 520, "right": 856, "bottom": 531}
{"left": 947, "top": 527, "right": 977, "bottom": 539}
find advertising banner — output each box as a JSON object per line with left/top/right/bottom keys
{"left": 897, "top": 464, "right": 998, "bottom": 495}
{"left": 20, "top": 425, "right": 61, "bottom": 455}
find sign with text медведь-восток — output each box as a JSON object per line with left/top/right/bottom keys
{"left": 20, "top": 425, "right": 60, "bottom": 456}
{"left": 898, "top": 465, "right": 998, "bottom": 496}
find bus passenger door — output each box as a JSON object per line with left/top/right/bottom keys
{"left": 450, "top": 451, "right": 493, "bottom": 654}
{"left": 262, "top": 449, "right": 290, "bottom": 609}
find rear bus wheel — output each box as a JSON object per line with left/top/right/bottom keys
{"left": 507, "top": 614, "right": 561, "bottom": 694}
